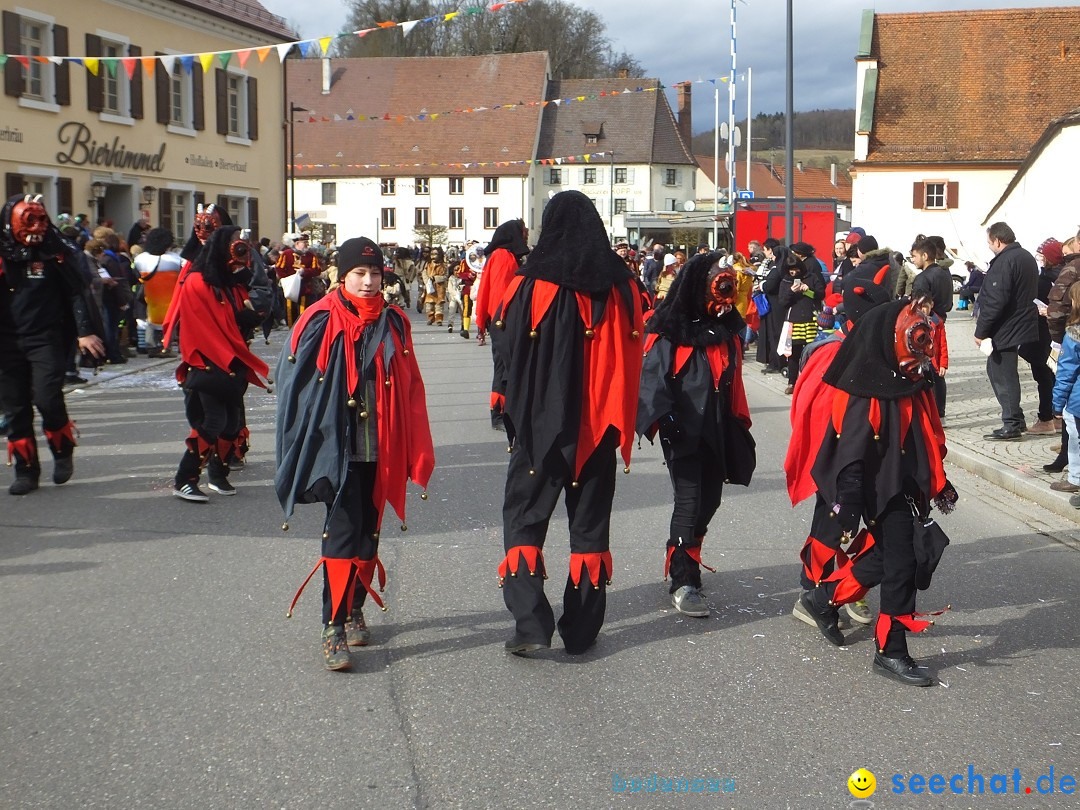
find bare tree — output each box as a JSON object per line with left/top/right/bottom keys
{"left": 413, "top": 223, "right": 449, "bottom": 253}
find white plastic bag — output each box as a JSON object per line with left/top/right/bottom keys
{"left": 281, "top": 272, "right": 302, "bottom": 303}
{"left": 777, "top": 321, "right": 793, "bottom": 358}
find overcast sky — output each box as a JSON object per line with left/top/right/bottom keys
{"left": 259, "top": 0, "right": 1067, "bottom": 135}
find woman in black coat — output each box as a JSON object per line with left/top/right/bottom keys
{"left": 778, "top": 251, "right": 826, "bottom": 392}
{"left": 755, "top": 240, "right": 788, "bottom": 373}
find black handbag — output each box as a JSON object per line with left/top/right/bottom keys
{"left": 910, "top": 499, "right": 950, "bottom": 590}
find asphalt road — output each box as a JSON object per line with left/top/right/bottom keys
{"left": 2, "top": 311, "right": 1078, "bottom": 810}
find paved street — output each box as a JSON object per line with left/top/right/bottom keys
{"left": 2, "top": 310, "right": 1078, "bottom": 809}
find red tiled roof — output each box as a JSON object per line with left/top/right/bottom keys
{"left": 289, "top": 53, "right": 550, "bottom": 177}
{"left": 773, "top": 165, "right": 852, "bottom": 204}
{"left": 694, "top": 156, "right": 786, "bottom": 197}
{"left": 171, "top": 0, "right": 296, "bottom": 41}
{"left": 865, "top": 7, "right": 1080, "bottom": 163}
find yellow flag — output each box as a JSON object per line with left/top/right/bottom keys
{"left": 319, "top": 36, "right": 332, "bottom": 55}
{"left": 199, "top": 52, "right": 214, "bottom": 73}
{"left": 444, "top": 11, "right": 459, "bottom": 20}
{"left": 84, "top": 57, "right": 99, "bottom": 76}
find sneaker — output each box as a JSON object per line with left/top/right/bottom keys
{"left": 447, "top": 324, "right": 454, "bottom": 333}
{"left": 1027, "top": 419, "right": 1056, "bottom": 435}
{"left": 671, "top": 585, "right": 710, "bottom": 617}
{"left": 504, "top": 634, "right": 549, "bottom": 655}
{"left": 321, "top": 626, "right": 352, "bottom": 671}
{"left": 792, "top": 596, "right": 816, "bottom": 628}
{"left": 173, "top": 482, "right": 209, "bottom": 502}
{"left": 844, "top": 599, "right": 873, "bottom": 625}
{"left": 1050, "top": 479, "right": 1080, "bottom": 492}
{"left": 345, "top": 611, "right": 371, "bottom": 647}
{"left": 207, "top": 477, "right": 236, "bottom": 495}
{"left": 797, "top": 591, "right": 845, "bottom": 646}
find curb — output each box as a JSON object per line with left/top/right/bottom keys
{"left": 64, "top": 356, "right": 176, "bottom": 391}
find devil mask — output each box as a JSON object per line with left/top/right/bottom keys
{"left": 705, "top": 264, "right": 737, "bottom": 317}
{"left": 895, "top": 297, "right": 934, "bottom": 381}
{"left": 194, "top": 204, "right": 223, "bottom": 244}
{"left": 11, "top": 195, "right": 49, "bottom": 246}
{"left": 227, "top": 237, "right": 251, "bottom": 273}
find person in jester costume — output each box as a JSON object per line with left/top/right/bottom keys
{"left": 275, "top": 237, "right": 434, "bottom": 671}
{"left": 492, "top": 190, "right": 643, "bottom": 656}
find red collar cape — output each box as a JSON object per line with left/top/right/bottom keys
{"left": 472, "top": 246, "right": 519, "bottom": 332}
{"left": 785, "top": 336, "right": 844, "bottom": 505}
{"left": 163, "top": 269, "right": 269, "bottom": 387}
{"left": 278, "top": 289, "right": 434, "bottom": 526}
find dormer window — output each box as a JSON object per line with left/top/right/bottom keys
{"left": 582, "top": 120, "right": 604, "bottom": 146}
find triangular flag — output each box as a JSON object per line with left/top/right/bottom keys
{"left": 198, "top": 52, "right": 214, "bottom": 73}
{"left": 583, "top": 154, "right": 591, "bottom": 163}
{"left": 141, "top": 57, "right": 155, "bottom": 77}
{"left": 180, "top": 55, "right": 194, "bottom": 74}
{"left": 159, "top": 54, "right": 176, "bottom": 75}
{"left": 83, "top": 57, "right": 99, "bottom": 76}
{"left": 376, "top": 21, "right": 397, "bottom": 28}
{"left": 298, "top": 41, "right": 312, "bottom": 58}
{"left": 219, "top": 52, "right": 231, "bottom": 69}
{"left": 464, "top": 7, "right": 482, "bottom": 16}
{"left": 236, "top": 49, "right": 251, "bottom": 68}
{"left": 552, "top": 99, "right": 561, "bottom": 106}
{"left": 103, "top": 58, "right": 118, "bottom": 77}
{"left": 0, "top": 56, "right": 7, "bottom": 69}
{"left": 319, "top": 36, "right": 333, "bottom": 55}
{"left": 401, "top": 20, "right": 421, "bottom": 36}
{"left": 491, "top": 3, "right": 506, "bottom": 9}
{"left": 356, "top": 28, "right": 374, "bottom": 37}
{"left": 555, "top": 158, "right": 562, "bottom": 164}
{"left": 275, "top": 42, "right": 294, "bottom": 62}
{"left": 47, "top": 56, "right": 63, "bottom": 66}
{"left": 444, "top": 12, "right": 459, "bottom": 20}
{"left": 257, "top": 46, "right": 272, "bottom": 62}
{"left": 333, "top": 113, "right": 342, "bottom": 121}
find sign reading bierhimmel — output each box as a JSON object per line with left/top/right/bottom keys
{"left": 55, "top": 121, "right": 166, "bottom": 173}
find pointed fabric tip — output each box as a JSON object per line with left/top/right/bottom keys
{"left": 141, "top": 57, "right": 155, "bottom": 77}
{"left": 275, "top": 42, "right": 294, "bottom": 63}
{"left": 180, "top": 55, "right": 194, "bottom": 74}
{"left": 256, "top": 46, "right": 272, "bottom": 62}
{"left": 236, "top": 49, "right": 251, "bottom": 68}
{"left": 218, "top": 52, "right": 231, "bottom": 69}
{"left": 400, "top": 20, "right": 421, "bottom": 36}
{"left": 198, "top": 52, "right": 214, "bottom": 73}
{"left": 84, "top": 57, "right": 99, "bottom": 76}
{"left": 319, "top": 36, "right": 333, "bottom": 55}
{"left": 103, "top": 58, "right": 118, "bottom": 78}
{"left": 376, "top": 21, "right": 397, "bottom": 28}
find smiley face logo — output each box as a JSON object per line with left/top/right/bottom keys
{"left": 847, "top": 768, "right": 876, "bottom": 798}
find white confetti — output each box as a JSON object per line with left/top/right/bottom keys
{"left": 955, "top": 666, "right": 968, "bottom": 672}
{"left": 1038, "top": 598, "right": 1046, "bottom": 603}
{"left": 1049, "top": 743, "right": 1062, "bottom": 746}
{"left": 941, "top": 647, "right": 946, "bottom": 654}
{"left": 688, "top": 640, "right": 696, "bottom": 645}
{"left": 752, "top": 634, "right": 765, "bottom": 639}
{"left": 802, "top": 657, "right": 811, "bottom": 662}
{"left": 939, "top": 680, "right": 950, "bottom": 689}
{"left": 1027, "top": 691, "right": 1042, "bottom": 696}
{"left": 901, "top": 708, "right": 913, "bottom": 713}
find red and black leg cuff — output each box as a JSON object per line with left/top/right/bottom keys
{"left": 44, "top": 421, "right": 78, "bottom": 457}
{"left": 498, "top": 545, "right": 546, "bottom": 586}
{"left": 663, "top": 544, "right": 716, "bottom": 580}
{"left": 570, "top": 551, "right": 613, "bottom": 589}
{"left": 7, "top": 437, "right": 38, "bottom": 466}
{"left": 874, "top": 607, "right": 949, "bottom": 652}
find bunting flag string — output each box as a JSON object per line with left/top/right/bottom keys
{"left": 0, "top": 1, "right": 529, "bottom": 74}
{"left": 294, "top": 85, "right": 660, "bottom": 126}
{"left": 290, "top": 150, "right": 613, "bottom": 172}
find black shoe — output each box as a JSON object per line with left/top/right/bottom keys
{"left": 1043, "top": 461, "right": 1066, "bottom": 473}
{"left": 64, "top": 374, "right": 88, "bottom": 385}
{"left": 761, "top": 366, "right": 779, "bottom": 375}
{"left": 53, "top": 456, "right": 73, "bottom": 485}
{"left": 798, "top": 591, "right": 845, "bottom": 646}
{"left": 322, "top": 626, "right": 353, "bottom": 671}
{"left": 504, "top": 634, "right": 550, "bottom": 656}
{"left": 9, "top": 475, "right": 39, "bottom": 496}
{"left": 207, "top": 476, "right": 236, "bottom": 495}
{"left": 173, "top": 482, "right": 209, "bottom": 502}
{"left": 459, "top": 330, "right": 470, "bottom": 339}
{"left": 984, "top": 429, "right": 1023, "bottom": 441}
{"left": 873, "top": 652, "right": 933, "bottom": 686}
{"left": 107, "top": 356, "right": 128, "bottom": 365}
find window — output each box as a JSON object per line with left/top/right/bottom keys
{"left": 226, "top": 74, "right": 243, "bottom": 136}
{"left": 102, "top": 40, "right": 125, "bottom": 114}
{"left": 20, "top": 19, "right": 47, "bottom": 100}
{"left": 665, "top": 198, "right": 677, "bottom": 211}
{"left": 171, "top": 191, "right": 190, "bottom": 243}
{"left": 614, "top": 168, "right": 628, "bottom": 185}
{"left": 914, "top": 181, "right": 958, "bottom": 210}
{"left": 586, "top": 134, "right": 598, "bottom": 145}
{"left": 664, "top": 168, "right": 679, "bottom": 186}
{"left": 321, "top": 182, "right": 337, "bottom": 205}
{"left": 587, "top": 198, "right": 598, "bottom": 209}
{"left": 381, "top": 178, "right": 395, "bottom": 195}
{"left": 449, "top": 177, "right": 463, "bottom": 195}
{"left": 925, "top": 183, "right": 945, "bottom": 209}
{"left": 583, "top": 168, "right": 597, "bottom": 185}
{"left": 415, "top": 207, "right": 430, "bottom": 226}
{"left": 381, "top": 208, "right": 396, "bottom": 229}
{"left": 449, "top": 208, "right": 464, "bottom": 229}
{"left": 484, "top": 207, "right": 499, "bottom": 229}
{"left": 415, "top": 177, "right": 430, "bottom": 195}
{"left": 170, "top": 64, "right": 188, "bottom": 126}
{"left": 548, "top": 168, "right": 562, "bottom": 186}
{"left": 221, "top": 196, "right": 243, "bottom": 225}
{"left": 614, "top": 198, "right": 627, "bottom": 215}
{"left": 483, "top": 177, "right": 498, "bottom": 194}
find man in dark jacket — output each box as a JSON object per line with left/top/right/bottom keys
{"left": 976, "top": 222, "right": 1040, "bottom": 440}
{"left": 1046, "top": 229, "right": 1080, "bottom": 344}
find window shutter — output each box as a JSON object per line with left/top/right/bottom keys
{"left": 627, "top": 168, "right": 635, "bottom": 183}
{"left": 6, "top": 173, "right": 24, "bottom": 199}
{"left": 912, "top": 182, "right": 923, "bottom": 209}
{"left": 596, "top": 168, "right": 604, "bottom": 184}
{"left": 85, "top": 34, "right": 103, "bottom": 112}
{"left": 53, "top": 24, "right": 70, "bottom": 105}
{"left": 578, "top": 168, "right": 585, "bottom": 183}
{"left": 947, "top": 181, "right": 959, "bottom": 210}
{"left": 215, "top": 69, "right": 227, "bottom": 135}
{"left": 154, "top": 51, "right": 169, "bottom": 124}
{"left": 217, "top": 195, "right": 228, "bottom": 212}
{"left": 128, "top": 44, "right": 143, "bottom": 119}
{"left": 192, "top": 62, "right": 204, "bottom": 131}
{"left": 57, "top": 177, "right": 72, "bottom": 214}
{"left": 247, "top": 197, "right": 259, "bottom": 241}
{"left": 3, "top": 12, "right": 22, "bottom": 98}
{"left": 246, "top": 76, "right": 257, "bottom": 140}
{"left": 193, "top": 191, "right": 205, "bottom": 209}
{"left": 158, "top": 189, "right": 172, "bottom": 233}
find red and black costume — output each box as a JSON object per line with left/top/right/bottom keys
{"left": 787, "top": 297, "right": 955, "bottom": 686}
{"left": 276, "top": 235, "right": 322, "bottom": 326}
{"left": 0, "top": 194, "right": 102, "bottom": 495}
{"left": 275, "top": 237, "right": 434, "bottom": 662}
{"left": 637, "top": 253, "right": 756, "bottom": 605}
{"left": 493, "top": 191, "right": 643, "bottom": 654}
{"left": 163, "top": 227, "right": 268, "bottom": 498}
{"left": 473, "top": 219, "right": 528, "bottom": 430}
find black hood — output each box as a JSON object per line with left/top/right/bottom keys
{"left": 646, "top": 251, "right": 745, "bottom": 346}
{"left": 823, "top": 298, "right": 924, "bottom": 400}
{"left": 483, "top": 218, "right": 529, "bottom": 261}
{"left": 519, "top": 190, "right": 627, "bottom": 294}
{"left": 190, "top": 225, "right": 244, "bottom": 288}
{"left": 180, "top": 206, "right": 234, "bottom": 261}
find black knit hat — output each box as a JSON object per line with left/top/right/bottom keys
{"left": 337, "top": 236, "right": 384, "bottom": 272}
{"left": 856, "top": 235, "right": 879, "bottom": 255}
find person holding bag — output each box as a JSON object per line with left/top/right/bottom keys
{"left": 779, "top": 244, "right": 825, "bottom": 394}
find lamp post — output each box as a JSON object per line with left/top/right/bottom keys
{"left": 784, "top": 0, "right": 794, "bottom": 244}
{"left": 90, "top": 181, "right": 106, "bottom": 224}
{"left": 289, "top": 102, "right": 309, "bottom": 233}
{"left": 140, "top": 185, "right": 157, "bottom": 210}
{"left": 608, "top": 149, "right": 616, "bottom": 244}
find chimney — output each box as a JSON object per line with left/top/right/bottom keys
{"left": 796, "top": 160, "right": 803, "bottom": 172}
{"left": 321, "top": 58, "right": 331, "bottom": 95}
{"left": 617, "top": 68, "right": 629, "bottom": 79}
{"left": 676, "top": 82, "right": 692, "bottom": 148}
{"left": 830, "top": 162, "right": 837, "bottom": 186}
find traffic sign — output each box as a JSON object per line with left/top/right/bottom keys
{"left": 737, "top": 190, "right": 755, "bottom": 199}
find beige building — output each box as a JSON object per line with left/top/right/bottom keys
{"left": 1, "top": 0, "right": 294, "bottom": 243}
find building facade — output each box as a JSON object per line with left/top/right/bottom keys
{"left": 1, "top": 0, "right": 293, "bottom": 242}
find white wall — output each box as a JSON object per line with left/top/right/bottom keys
{"left": 989, "top": 129, "right": 1080, "bottom": 248}
{"left": 851, "top": 167, "right": 1015, "bottom": 264}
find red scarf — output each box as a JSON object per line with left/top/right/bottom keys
{"left": 340, "top": 288, "right": 384, "bottom": 326}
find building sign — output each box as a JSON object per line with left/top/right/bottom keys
{"left": 55, "top": 121, "right": 166, "bottom": 173}
{"left": 185, "top": 153, "right": 248, "bottom": 173}
{"left": 1, "top": 124, "right": 24, "bottom": 144}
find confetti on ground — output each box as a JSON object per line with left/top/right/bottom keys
{"left": 1049, "top": 743, "right": 1062, "bottom": 746}
{"left": 901, "top": 708, "right": 913, "bottom": 713}
{"left": 753, "top": 634, "right": 765, "bottom": 639}
{"left": 940, "top": 680, "right": 950, "bottom": 689}
{"left": 955, "top": 666, "right": 968, "bottom": 672}
{"left": 1027, "top": 691, "right": 1042, "bottom": 696}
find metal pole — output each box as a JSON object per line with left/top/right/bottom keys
{"left": 289, "top": 103, "right": 296, "bottom": 232}
{"left": 713, "top": 87, "right": 719, "bottom": 248}
{"left": 746, "top": 66, "right": 752, "bottom": 194}
{"left": 728, "top": 0, "right": 737, "bottom": 222}
{"left": 609, "top": 150, "right": 615, "bottom": 243}
{"left": 785, "top": 0, "right": 794, "bottom": 244}
{"left": 375, "top": 216, "right": 379, "bottom": 244}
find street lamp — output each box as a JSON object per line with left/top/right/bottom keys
{"left": 90, "top": 181, "right": 106, "bottom": 223}
{"left": 289, "top": 102, "right": 309, "bottom": 233}
{"left": 140, "top": 185, "right": 156, "bottom": 209}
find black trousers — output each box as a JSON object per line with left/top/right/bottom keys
{"left": 986, "top": 348, "right": 1024, "bottom": 432}
{"left": 0, "top": 331, "right": 70, "bottom": 441}
{"left": 664, "top": 446, "right": 724, "bottom": 590}
{"left": 501, "top": 429, "right": 618, "bottom": 650}
{"left": 799, "top": 495, "right": 846, "bottom": 591}
{"left": 321, "top": 462, "right": 379, "bottom": 625}
{"left": 175, "top": 389, "right": 242, "bottom": 486}
{"left": 1019, "top": 336, "right": 1055, "bottom": 422}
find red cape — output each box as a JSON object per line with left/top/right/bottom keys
{"left": 784, "top": 339, "right": 842, "bottom": 505}
{"left": 473, "top": 247, "right": 518, "bottom": 332}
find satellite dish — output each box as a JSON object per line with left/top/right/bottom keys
{"left": 733, "top": 127, "right": 742, "bottom": 147}
{"left": 683, "top": 200, "right": 696, "bottom": 212}
{"left": 720, "top": 122, "right": 729, "bottom": 139}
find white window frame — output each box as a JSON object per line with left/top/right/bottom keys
{"left": 321, "top": 182, "right": 337, "bottom": 206}
{"left": 16, "top": 8, "right": 58, "bottom": 113}
{"left": 414, "top": 207, "right": 430, "bottom": 227}
{"left": 415, "top": 177, "right": 430, "bottom": 195}
{"left": 381, "top": 178, "right": 396, "bottom": 196}
{"left": 483, "top": 177, "right": 498, "bottom": 195}
{"left": 483, "top": 207, "right": 499, "bottom": 229}
{"left": 381, "top": 208, "right": 396, "bottom": 229}
{"left": 224, "top": 68, "right": 251, "bottom": 146}
{"left": 614, "top": 167, "right": 628, "bottom": 185}
{"left": 583, "top": 167, "right": 598, "bottom": 185}
{"left": 96, "top": 29, "right": 133, "bottom": 126}
{"left": 548, "top": 168, "right": 561, "bottom": 186}
{"left": 166, "top": 57, "right": 195, "bottom": 134}
{"left": 15, "top": 167, "right": 59, "bottom": 214}
{"left": 449, "top": 207, "right": 464, "bottom": 229}
{"left": 924, "top": 182, "right": 947, "bottom": 210}
{"left": 448, "top": 177, "right": 463, "bottom": 195}
{"left": 614, "top": 198, "right": 628, "bottom": 215}
{"left": 663, "top": 168, "right": 680, "bottom": 187}
{"left": 170, "top": 189, "right": 192, "bottom": 243}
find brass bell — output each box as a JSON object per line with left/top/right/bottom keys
{"left": 529, "top": 330, "right": 538, "bottom": 339}
{"left": 281, "top": 522, "right": 289, "bottom": 531}
{"left": 359, "top": 410, "right": 369, "bottom": 419}
{"left": 585, "top": 329, "right": 595, "bottom": 338}
{"left": 623, "top": 466, "right": 630, "bottom": 474}
{"left": 266, "top": 377, "right": 274, "bottom": 385}
{"left": 228, "top": 372, "right": 236, "bottom": 377}
{"left": 347, "top": 398, "right": 357, "bottom": 408}
{"left": 495, "top": 319, "right": 504, "bottom": 329}
{"left": 631, "top": 330, "right": 640, "bottom": 338}
{"left": 403, "top": 349, "right": 410, "bottom": 356}
{"left": 420, "top": 491, "right": 429, "bottom": 500}
{"left": 288, "top": 355, "right": 296, "bottom": 363}
{"left": 372, "top": 532, "right": 380, "bottom": 541}
{"left": 400, "top": 523, "right": 407, "bottom": 531}
{"left": 384, "top": 379, "right": 391, "bottom": 387}
{"left": 317, "top": 376, "right": 324, "bottom": 383}
{"left": 571, "top": 481, "right": 580, "bottom": 489}
{"left": 529, "top": 469, "right": 536, "bottom": 476}
{"left": 506, "top": 446, "right": 513, "bottom": 454}
{"left": 873, "top": 434, "right": 880, "bottom": 440}
{"left": 322, "top": 531, "right": 329, "bottom": 540}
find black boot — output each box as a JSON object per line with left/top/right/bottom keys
{"left": 873, "top": 624, "right": 932, "bottom": 686}
{"left": 558, "top": 577, "right": 606, "bottom": 654}
{"left": 45, "top": 422, "right": 78, "bottom": 485}
{"left": 7, "top": 438, "right": 40, "bottom": 496}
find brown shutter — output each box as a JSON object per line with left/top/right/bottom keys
{"left": 6, "top": 173, "right": 24, "bottom": 199}
{"left": 217, "top": 195, "right": 228, "bottom": 211}
{"left": 154, "top": 51, "right": 169, "bottom": 124}
{"left": 193, "top": 191, "right": 205, "bottom": 208}
{"left": 158, "top": 189, "right": 172, "bottom": 233}
{"left": 3, "top": 11, "right": 22, "bottom": 98}
{"left": 57, "top": 177, "right": 72, "bottom": 214}
{"left": 128, "top": 43, "right": 143, "bottom": 119}
{"left": 215, "top": 69, "right": 228, "bottom": 135}
{"left": 85, "top": 34, "right": 103, "bottom": 112}
{"left": 53, "top": 24, "right": 70, "bottom": 105}
{"left": 247, "top": 197, "right": 259, "bottom": 241}
{"left": 246, "top": 76, "right": 258, "bottom": 140}
{"left": 192, "top": 62, "right": 204, "bottom": 131}
{"left": 946, "top": 181, "right": 959, "bottom": 210}
{"left": 912, "top": 181, "right": 923, "bottom": 209}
